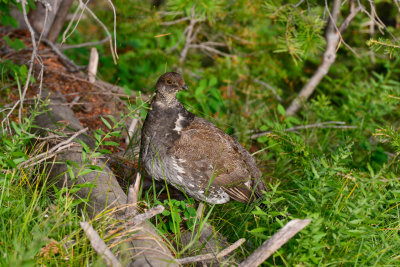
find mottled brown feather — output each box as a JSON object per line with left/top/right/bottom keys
{"left": 169, "top": 117, "right": 263, "bottom": 203}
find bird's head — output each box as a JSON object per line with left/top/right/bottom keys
{"left": 155, "top": 72, "right": 188, "bottom": 102}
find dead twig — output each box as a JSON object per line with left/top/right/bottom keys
{"left": 59, "top": 37, "right": 110, "bottom": 50}
{"left": 88, "top": 47, "right": 99, "bottom": 83}
{"left": 47, "top": 0, "right": 74, "bottom": 42}
{"left": 160, "top": 17, "right": 190, "bottom": 26}
{"left": 177, "top": 238, "right": 246, "bottom": 265}
{"left": 357, "top": 0, "right": 388, "bottom": 36}
{"left": 111, "top": 205, "right": 165, "bottom": 244}
{"left": 128, "top": 205, "right": 164, "bottom": 226}
{"left": 17, "top": 0, "right": 42, "bottom": 125}
{"left": 105, "top": 0, "right": 119, "bottom": 61}
{"left": 239, "top": 219, "right": 311, "bottom": 267}
{"left": 61, "top": 0, "right": 88, "bottom": 44}
{"left": 368, "top": 0, "right": 376, "bottom": 62}
{"left": 42, "top": 38, "right": 86, "bottom": 72}
{"left": 189, "top": 44, "right": 231, "bottom": 57}
{"left": 254, "top": 79, "right": 282, "bottom": 102}
{"left": 251, "top": 121, "right": 356, "bottom": 139}
{"left": 61, "top": 0, "right": 118, "bottom": 64}
{"left": 19, "top": 127, "right": 89, "bottom": 169}
{"left": 286, "top": 0, "right": 360, "bottom": 116}
{"left": 179, "top": 5, "right": 200, "bottom": 64}
{"left": 125, "top": 173, "right": 141, "bottom": 217}
{"left": 80, "top": 222, "right": 121, "bottom": 267}
{"left": 125, "top": 111, "right": 140, "bottom": 145}
{"left": 79, "top": 0, "right": 118, "bottom": 64}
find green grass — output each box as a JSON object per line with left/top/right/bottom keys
{"left": 2, "top": 0, "right": 400, "bottom": 265}
{"left": 1, "top": 73, "right": 400, "bottom": 266}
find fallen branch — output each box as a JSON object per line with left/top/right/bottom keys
{"left": 125, "top": 111, "right": 141, "bottom": 145}
{"left": 19, "top": 127, "right": 88, "bottom": 169}
{"left": 112, "top": 205, "right": 165, "bottom": 244}
{"left": 177, "top": 238, "right": 246, "bottom": 265}
{"left": 42, "top": 38, "right": 86, "bottom": 72}
{"left": 34, "top": 92, "right": 178, "bottom": 266}
{"left": 285, "top": 0, "right": 360, "bottom": 116}
{"left": 251, "top": 121, "right": 356, "bottom": 139}
{"left": 59, "top": 37, "right": 110, "bottom": 50}
{"left": 125, "top": 173, "right": 141, "bottom": 218}
{"left": 80, "top": 221, "right": 121, "bottom": 267}
{"left": 239, "top": 219, "right": 311, "bottom": 267}
{"left": 129, "top": 205, "right": 164, "bottom": 226}
{"left": 160, "top": 16, "right": 189, "bottom": 26}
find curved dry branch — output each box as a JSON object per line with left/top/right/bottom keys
{"left": 286, "top": 0, "right": 360, "bottom": 116}
{"left": 177, "top": 238, "right": 245, "bottom": 265}
{"left": 239, "top": 219, "right": 311, "bottom": 267}
{"left": 80, "top": 222, "right": 121, "bottom": 267}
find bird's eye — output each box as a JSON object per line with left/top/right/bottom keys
{"left": 166, "top": 78, "right": 173, "bottom": 85}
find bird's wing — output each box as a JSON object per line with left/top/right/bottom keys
{"left": 168, "top": 117, "right": 262, "bottom": 203}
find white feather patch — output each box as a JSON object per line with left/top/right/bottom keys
{"left": 173, "top": 113, "right": 185, "bottom": 133}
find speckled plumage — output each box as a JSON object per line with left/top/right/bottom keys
{"left": 140, "top": 72, "right": 265, "bottom": 204}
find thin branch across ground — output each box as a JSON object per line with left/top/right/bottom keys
{"left": 285, "top": 0, "right": 361, "bottom": 116}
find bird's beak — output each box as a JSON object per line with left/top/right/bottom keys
{"left": 182, "top": 84, "right": 189, "bottom": 91}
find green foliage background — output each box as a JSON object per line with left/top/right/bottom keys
{"left": 1, "top": 0, "right": 400, "bottom": 265}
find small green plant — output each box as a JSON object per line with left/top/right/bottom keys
{"left": 3, "top": 36, "right": 25, "bottom": 52}
{"left": 155, "top": 198, "right": 197, "bottom": 234}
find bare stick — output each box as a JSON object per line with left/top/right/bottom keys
{"left": 357, "top": 0, "right": 387, "bottom": 35}
{"left": 160, "top": 17, "right": 190, "bottom": 26}
{"left": 61, "top": 0, "right": 88, "bottom": 44}
{"left": 88, "top": 48, "right": 99, "bottom": 83}
{"left": 80, "top": 222, "right": 121, "bottom": 267}
{"left": 24, "top": 144, "right": 82, "bottom": 169}
{"left": 125, "top": 111, "right": 140, "bottom": 145}
{"left": 47, "top": 0, "right": 74, "bottom": 42}
{"left": 196, "top": 202, "right": 205, "bottom": 219}
{"left": 36, "top": 0, "right": 50, "bottom": 45}
{"left": 239, "top": 219, "right": 311, "bottom": 267}
{"left": 112, "top": 205, "right": 165, "bottom": 244}
{"left": 126, "top": 173, "right": 141, "bottom": 217}
{"left": 105, "top": 0, "right": 119, "bottom": 61}
{"left": 167, "top": 27, "right": 188, "bottom": 52}
{"left": 59, "top": 37, "right": 110, "bottom": 50}
{"left": 251, "top": 121, "right": 356, "bottom": 139}
{"left": 19, "top": 127, "right": 88, "bottom": 169}
{"left": 286, "top": 0, "right": 360, "bottom": 116}
{"left": 189, "top": 44, "right": 231, "bottom": 57}
{"left": 129, "top": 205, "right": 164, "bottom": 226}
{"left": 18, "top": 0, "right": 39, "bottom": 124}
{"left": 42, "top": 38, "right": 85, "bottom": 71}
{"left": 79, "top": 0, "right": 118, "bottom": 63}
{"left": 177, "top": 238, "right": 246, "bottom": 264}
{"left": 368, "top": 0, "right": 376, "bottom": 62}
{"left": 254, "top": 79, "right": 282, "bottom": 102}
{"left": 395, "top": 0, "right": 400, "bottom": 13}
{"left": 339, "top": 4, "right": 361, "bottom": 33}
{"left": 179, "top": 5, "right": 199, "bottom": 64}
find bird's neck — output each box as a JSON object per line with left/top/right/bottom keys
{"left": 153, "top": 93, "right": 182, "bottom": 108}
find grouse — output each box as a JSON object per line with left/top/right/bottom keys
{"left": 140, "top": 72, "right": 266, "bottom": 204}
